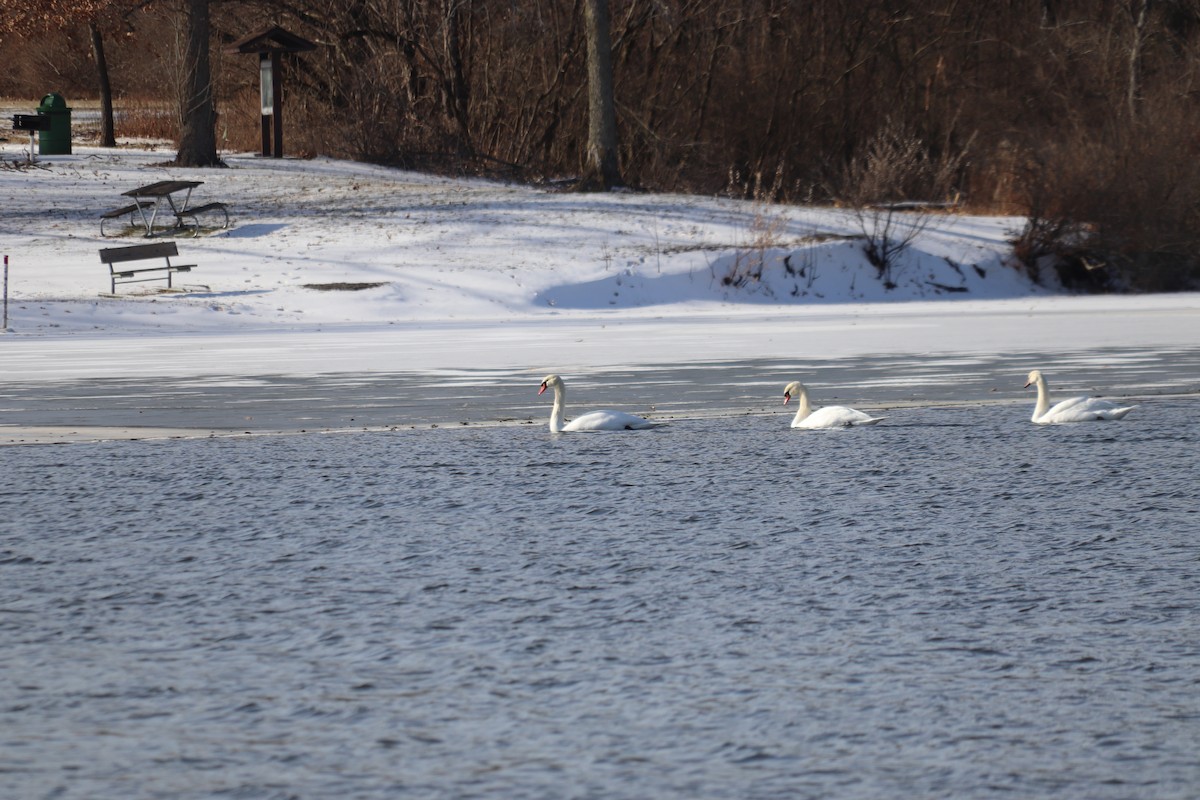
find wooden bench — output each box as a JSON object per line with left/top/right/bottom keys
{"left": 176, "top": 201, "right": 229, "bottom": 233}
{"left": 99, "top": 201, "right": 154, "bottom": 237}
{"left": 98, "top": 242, "right": 196, "bottom": 294}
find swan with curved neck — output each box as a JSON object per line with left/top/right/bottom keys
{"left": 783, "top": 381, "right": 885, "bottom": 429}
{"left": 538, "top": 374, "right": 661, "bottom": 432}
{"left": 1023, "top": 369, "right": 1136, "bottom": 424}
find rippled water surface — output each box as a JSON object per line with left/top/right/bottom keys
{"left": 3, "top": 400, "right": 1198, "bottom": 799}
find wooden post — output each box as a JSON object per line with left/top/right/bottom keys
{"left": 227, "top": 27, "right": 315, "bottom": 159}
{"left": 259, "top": 53, "right": 272, "bottom": 156}
{"left": 272, "top": 51, "right": 284, "bottom": 158}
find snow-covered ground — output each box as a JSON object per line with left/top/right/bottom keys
{"left": 2, "top": 142, "right": 1198, "bottom": 388}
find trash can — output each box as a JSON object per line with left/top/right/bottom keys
{"left": 37, "top": 93, "right": 72, "bottom": 155}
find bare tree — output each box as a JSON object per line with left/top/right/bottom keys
{"left": 838, "top": 122, "right": 967, "bottom": 287}
{"left": 1126, "top": 0, "right": 1152, "bottom": 121}
{"left": 442, "top": 0, "right": 472, "bottom": 153}
{"left": 0, "top": 0, "right": 135, "bottom": 147}
{"left": 88, "top": 20, "right": 116, "bottom": 147}
{"left": 173, "top": 0, "right": 221, "bottom": 166}
{"left": 579, "top": 0, "right": 622, "bottom": 189}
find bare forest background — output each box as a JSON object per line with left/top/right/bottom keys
{"left": 3, "top": 0, "right": 1200, "bottom": 292}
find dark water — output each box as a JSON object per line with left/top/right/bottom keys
{"left": 2, "top": 400, "right": 1198, "bottom": 799}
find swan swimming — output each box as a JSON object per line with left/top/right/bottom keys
{"left": 782, "top": 381, "right": 885, "bottom": 429}
{"left": 538, "top": 374, "right": 661, "bottom": 433}
{"left": 1023, "top": 369, "right": 1137, "bottom": 424}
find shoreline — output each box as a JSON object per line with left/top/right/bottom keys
{"left": 6, "top": 391, "right": 1194, "bottom": 446}
{"left": 3, "top": 335, "right": 1196, "bottom": 446}
{"left": 2, "top": 295, "right": 1200, "bottom": 381}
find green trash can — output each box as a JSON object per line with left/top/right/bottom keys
{"left": 37, "top": 93, "right": 72, "bottom": 155}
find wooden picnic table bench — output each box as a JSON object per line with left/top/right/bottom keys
{"left": 99, "top": 180, "right": 229, "bottom": 236}
{"left": 100, "top": 201, "right": 154, "bottom": 237}
{"left": 175, "top": 201, "right": 230, "bottom": 232}
{"left": 98, "top": 241, "right": 196, "bottom": 293}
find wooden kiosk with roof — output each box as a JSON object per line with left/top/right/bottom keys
{"left": 226, "top": 25, "right": 317, "bottom": 158}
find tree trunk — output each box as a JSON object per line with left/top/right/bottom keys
{"left": 580, "top": 0, "right": 623, "bottom": 190}
{"left": 443, "top": 0, "right": 473, "bottom": 155}
{"left": 1127, "top": 0, "right": 1151, "bottom": 123}
{"left": 89, "top": 21, "right": 116, "bottom": 148}
{"left": 173, "top": 0, "right": 222, "bottom": 167}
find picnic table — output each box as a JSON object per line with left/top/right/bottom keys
{"left": 124, "top": 180, "right": 202, "bottom": 234}
{"left": 101, "top": 180, "right": 228, "bottom": 237}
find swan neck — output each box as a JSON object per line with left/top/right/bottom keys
{"left": 549, "top": 382, "right": 566, "bottom": 432}
{"left": 1032, "top": 375, "right": 1049, "bottom": 421}
{"left": 791, "top": 389, "right": 812, "bottom": 424}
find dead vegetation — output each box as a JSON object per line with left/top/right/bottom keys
{"left": 4, "top": 1, "right": 1200, "bottom": 290}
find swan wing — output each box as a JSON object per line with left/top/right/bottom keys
{"left": 562, "top": 410, "right": 661, "bottom": 432}
{"left": 794, "top": 406, "right": 884, "bottom": 429}
{"left": 1092, "top": 405, "right": 1137, "bottom": 420}
{"left": 1039, "top": 396, "right": 1137, "bottom": 423}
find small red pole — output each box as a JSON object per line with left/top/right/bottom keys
{"left": 3, "top": 254, "right": 8, "bottom": 330}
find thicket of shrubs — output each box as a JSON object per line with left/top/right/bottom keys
{"left": 3, "top": 0, "right": 1199, "bottom": 291}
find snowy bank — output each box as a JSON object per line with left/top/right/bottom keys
{"left": 2, "top": 143, "right": 1199, "bottom": 386}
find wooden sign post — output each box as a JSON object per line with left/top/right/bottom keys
{"left": 226, "top": 26, "right": 316, "bottom": 158}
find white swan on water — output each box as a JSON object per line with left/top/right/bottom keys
{"left": 1024, "top": 369, "right": 1137, "bottom": 424}
{"left": 783, "top": 381, "right": 885, "bottom": 429}
{"left": 538, "top": 374, "right": 661, "bottom": 433}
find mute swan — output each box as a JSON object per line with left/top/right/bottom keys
{"left": 1023, "top": 369, "right": 1137, "bottom": 424}
{"left": 538, "top": 374, "right": 661, "bottom": 433}
{"left": 783, "top": 381, "right": 885, "bottom": 429}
